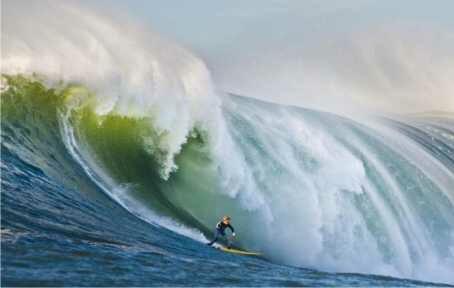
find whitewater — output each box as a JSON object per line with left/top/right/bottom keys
{"left": 2, "top": 1, "right": 454, "bottom": 286}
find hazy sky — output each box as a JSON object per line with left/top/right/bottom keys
{"left": 93, "top": 0, "right": 454, "bottom": 53}
{"left": 75, "top": 1, "right": 454, "bottom": 113}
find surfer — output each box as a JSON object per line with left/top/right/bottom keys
{"left": 207, "top": 216, "right": 235, "bottom": 248}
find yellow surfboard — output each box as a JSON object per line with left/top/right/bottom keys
{"left": 218, "top": 246, "right": 262, "bottom": 256}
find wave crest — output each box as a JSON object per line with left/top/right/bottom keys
{"left": 1, "top": 0, "right": 223, "bottom": 179}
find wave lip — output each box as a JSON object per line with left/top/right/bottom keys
{"left": 2, "top": 0, "right": 224, "bottom": 180}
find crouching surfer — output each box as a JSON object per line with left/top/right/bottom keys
{"left": 207, "top": 216, "right": 235, "bottom": 248}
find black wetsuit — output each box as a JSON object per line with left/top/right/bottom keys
{"left": 207, "top": 221, "right": 234, "bottom": 246}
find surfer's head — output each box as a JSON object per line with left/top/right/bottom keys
{"left": 222, "top": 216, "right": 231, "bottom": 224}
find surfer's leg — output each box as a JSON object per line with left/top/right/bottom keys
{"left": 221, "top": 232, "right": 231, "bottom": 249}
{"left": 207, "top": 230, "right": 221, "bottom": 246}
{"left": 207, "top": 236, "right": 218, "bottom": 246}
{"left": 227, "top": 236, "right": 232, "bottom": 249}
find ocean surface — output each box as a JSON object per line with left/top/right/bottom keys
{"left": 1, "top": 76, "right": 453, "bottom": 286}
{"left": 2, "top": 1, "right": 454, "bottom": 286}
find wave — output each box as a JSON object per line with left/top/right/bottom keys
{"left": 2, "top": 75, "right": 454, "bottom": 283}
{"left": 2, "top": 1, "right": 454, "bottom": 284}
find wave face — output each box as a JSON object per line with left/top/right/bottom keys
{"left": 219, "top": 96, "right": 454, "bottom": 280}
{"left": 2, "top": 1, "right": 454, "bottom": 286}
{"left": 2, "top": 75, "right": 454, "bottom": 285}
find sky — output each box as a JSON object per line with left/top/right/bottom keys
{"left": 94, "top": 0, "right": 454, "bottom": 52}
{"left": 58, "top": 1, "right": 454, "bottom": 113}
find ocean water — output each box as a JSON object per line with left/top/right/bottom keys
{"left": 1, "top": 76, "right": 453, "bottom": 287}
{"left": 2, "top": 1, "right": 454, "bottom": 286}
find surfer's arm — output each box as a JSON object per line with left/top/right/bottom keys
{"left": 227, "top": 224, "right": 235, "bottom": 233}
